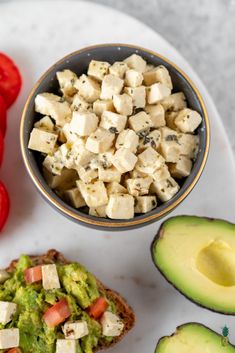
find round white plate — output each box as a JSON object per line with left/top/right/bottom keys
{"left": 1, "top": 1, "right": 235, "bottom": 351}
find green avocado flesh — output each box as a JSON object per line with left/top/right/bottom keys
{"left": 152, "top": 216, "right": 235, "bottom": 314}
{"left": 0, "top": 255, "right": 115, "bottom": 353}
{"left": 155, "top": 323, "right": 235, "bottom": 353}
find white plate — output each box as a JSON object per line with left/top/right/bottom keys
{"left": 1, "top": 0, "right": 235, "bottom": 351}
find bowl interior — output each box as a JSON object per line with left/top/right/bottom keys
{"left": 22, "top": 44, "right": 208, "bottom": 227}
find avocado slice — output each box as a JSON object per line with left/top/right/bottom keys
{"left": 151, "top": 215, "right": 235, "bottom": 314}
{"left": 155, "top": 323, "right": 235, "bottom": 352}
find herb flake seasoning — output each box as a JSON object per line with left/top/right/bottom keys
{"left": 165, "top": 135, "right": 178, "bottom": 142}
{"left": 109, "top": 127, "right": 118, "bottom": 134}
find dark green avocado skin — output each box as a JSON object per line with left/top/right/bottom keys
{"left": 154, "top": 322, "right": 235, "bottom": 352}
{"left": 150, "top": 215, "right": 235, "bottom": 315}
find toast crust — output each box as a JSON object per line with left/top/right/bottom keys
{"left": 6, "top": 249, "right": 135, "bottom": 351}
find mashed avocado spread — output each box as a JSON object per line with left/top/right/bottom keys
{"left": 0, "top": 255, "right": 117, "bottom": 353}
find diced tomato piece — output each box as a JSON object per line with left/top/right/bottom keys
{"left": 0, "top": 130, "right": 4, "bottom": 166}
{"left": 88, "top": 297, "right": 108, "bottom": 319}
{"left": 43, "top": 299, "right": 71, "bottom": 327}
{"left": 7, "top": 349, "right": 21, "bottom": 353}
{"left": 0, "top": 181, "right": 10, "bottom": 232}
{"left": 0, "top": 95, "right": 7, "bottom": 136}
{"left": 24, "top": 265, "right": 42, "bottom": 283}
{"left": 0, "top": 53, "right": 22, "bottom": 107}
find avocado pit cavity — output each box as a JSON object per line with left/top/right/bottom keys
{"left": 196, "top": 240, "right": 235, "bottom": 286}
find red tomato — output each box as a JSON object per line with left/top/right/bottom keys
{"left": 43, "top": 299, "right": 71, "bottom": 327}
{"left": 24, "top": 266, "right": 42, "bottom": 283}
{"left": 0, "top": 130, "right": 4, "bottom": 166}
{"left": 0, "top": 53, "right": 22, "bottom": 108}
{"left": 88, "top": 297, "right": 108, "bottom": 319}
{"left": 0, "top": 95, "right": 7, "bottom": 136}
{"left": 0, "top": 181, "right": 10, "bottom": 232}
{"left": 7, "top": 349, "right": 21, "bottom": 353}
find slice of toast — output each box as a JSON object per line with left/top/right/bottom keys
{"left": 6, "top": 249, "right": 135, "bottom": 351}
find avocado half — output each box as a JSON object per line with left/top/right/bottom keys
{"left": 155, "top": 323, "right": 235, "bottom": 352}
{"left": 151, "top": 215, "right": 235, "bottom": 314}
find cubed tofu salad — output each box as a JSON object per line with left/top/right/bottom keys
{"left": 28, "top": 54, "right": 202, "bottom": 219}
{"left": 0, "top": 254, "right": 124, "bottom": 353}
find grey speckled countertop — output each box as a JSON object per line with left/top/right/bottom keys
{"left": 1, "top": 0, "right": 235, "bottom": 151}
{"left": 90, "top": 0, "right": 235, "bottom": 151}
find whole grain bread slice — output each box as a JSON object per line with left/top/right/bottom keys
{"left": 6, "top": 249, "right": 135, "bottom": 351}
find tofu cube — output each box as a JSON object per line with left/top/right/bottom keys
{"left": 89, "top": 205, "right": 107, "bottom": 218}
{"left": 174, "top": 108, "right": 202, "bottom": 133}
{"left": 96, "top": 149, "right": 115, "bottom": 169}
{"left": 85, "top": 128, "right": 115, "bottom": 153}
{"left": 109, "top": 61, "right": 128, "bottom": 78}
{"left": 74, "top": 74, "right": 101, "bottom": 103}
{"left": 0, "top": 270, "right": 10, "bottom": 284}
{"left": 113, "top": 94, "right": 133, "bottom": 116}
{"left": 28, "top": 128, "right": 57, "bottom": 154}
{"left": 43, "top": 150, "right": 64, "bottom": 175}
{"left": 70, "top": 111, "right": 98, "bottom": 136}
{"left": 165, "top": 111, "right": 178, "bottom": 130}
{"left": 60, "top": 123, "right": 79, "bottom": 144}
{"left": 124, "top": 86, "right": 146, "bottom": 108}
{"left": 77, "top": 165, "right": 98, "bottom": 183}
{"left": 134, "top": 196, "right": 157, "bottom": 213}
{"left": 129, "top": 111, "right": 153, "bottom": 133}
{"left": 161, "top": 92, "right": 186, "bottom": 112}
{"left": 106, "top": 182, "right": 127, "bottom": 195}
{"left": 0, "top": 302, "right": 17, "bottom": 325}
{"left": 35, "top": 93, "right": 71, "bottom": 127}
{"left": 168, "top": 156, "right": 192, "bottom": 178}
{"left": 63, "top": 321, "right": 88, "bottom": 339}
{"left": 161, "top": 126, "right": 178, "bottom": 141}
{"left": 115, "top": 129, "right": 139, "bottom": 153}
{"left": 126, "top": 176, "right": 153, "bottom": 196}
{"left": 147, "top": 83, "right": 171, "bottom": 104}
{"left": 145, "top": 104, "right": 165, "bottom": 128}
{"left": 59, "top": 142, "right": 82, "bottom": 169}
{"left": 34, "top": 116, "right": 55, "bottom": 132}
{"left": 101, "top": 311, "right": 124, "bottom": 336}
{"left": 112, "top": 148, "right": 137, "bottom": 173}
{"left": 178, "top": 133, "right": 199, "bottom": 159}
{"left": 152, "top": 164, "right": 171, "bottom": 181}
{"left": 42, "top": 264, "right": 60, "bottom": 290}
{"left": 106, "top": 194, "right": 134, "bottom": 219}
{"left": 143, "top": 65, "right": 173, "bottom": 89}
{"left": 88, "top": 60, "right": 110, "bottom": 82}
{"left": 125, "top": 69, "right": 143, "bottom": 87}
{"left": 160, "top": 141, "right": 181, "bottom": 163}
{"left": 100, "top": 74, "right": 124, "bottom": 99}
{"left": 56, "top": 339, "right": 77, "bottom": 353}
{"left": 0, "top": 329, "right": 19, "bottom": 349}
{"left": 124, "top": 54, "right": 147, "bottom": 73}
{"left": 138, "top": 129, "right": 161, "bottom": 151}
{"left": 56, "top": 69, "right": 77, "bottom": 97}
{"left": 98, "top": 166, "right": 121, "bottom": 183}
{"left": 71, "top": 93, "right": 91, "bottom": 112}
{"left": 160, "top": 127, "right": 181, "bottom": 162}
{"left": 136, "top": 147, "right": 165, "bottom": 174}
{"left": 77, "top": 180, "right": 108, "bottom": 207}
{"left": 129, "top": 169, "right": 148, "bottom": 178}
{"left": 150, "top": 177, "right": 179, "bottom": 202}
{"left": 72, "top": 144, "right": 95, "bottom": 167}
{"left": 93, "top": 99, "right": 114, "bottom": 116}
{"left": 100, "top": 111, "right": 127, "bottom": 134}
{"left": 63, "top": 188, "right": 86, "bottom": 208}
{"left": 43, "top": 168, "right": 77, "bottom": 190}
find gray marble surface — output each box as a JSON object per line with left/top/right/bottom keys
{"left": 1, "top": 0, "right": 235, "bottom": 151}
{"left": 91, "top": 0, "right": 235, "bottom": 151}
